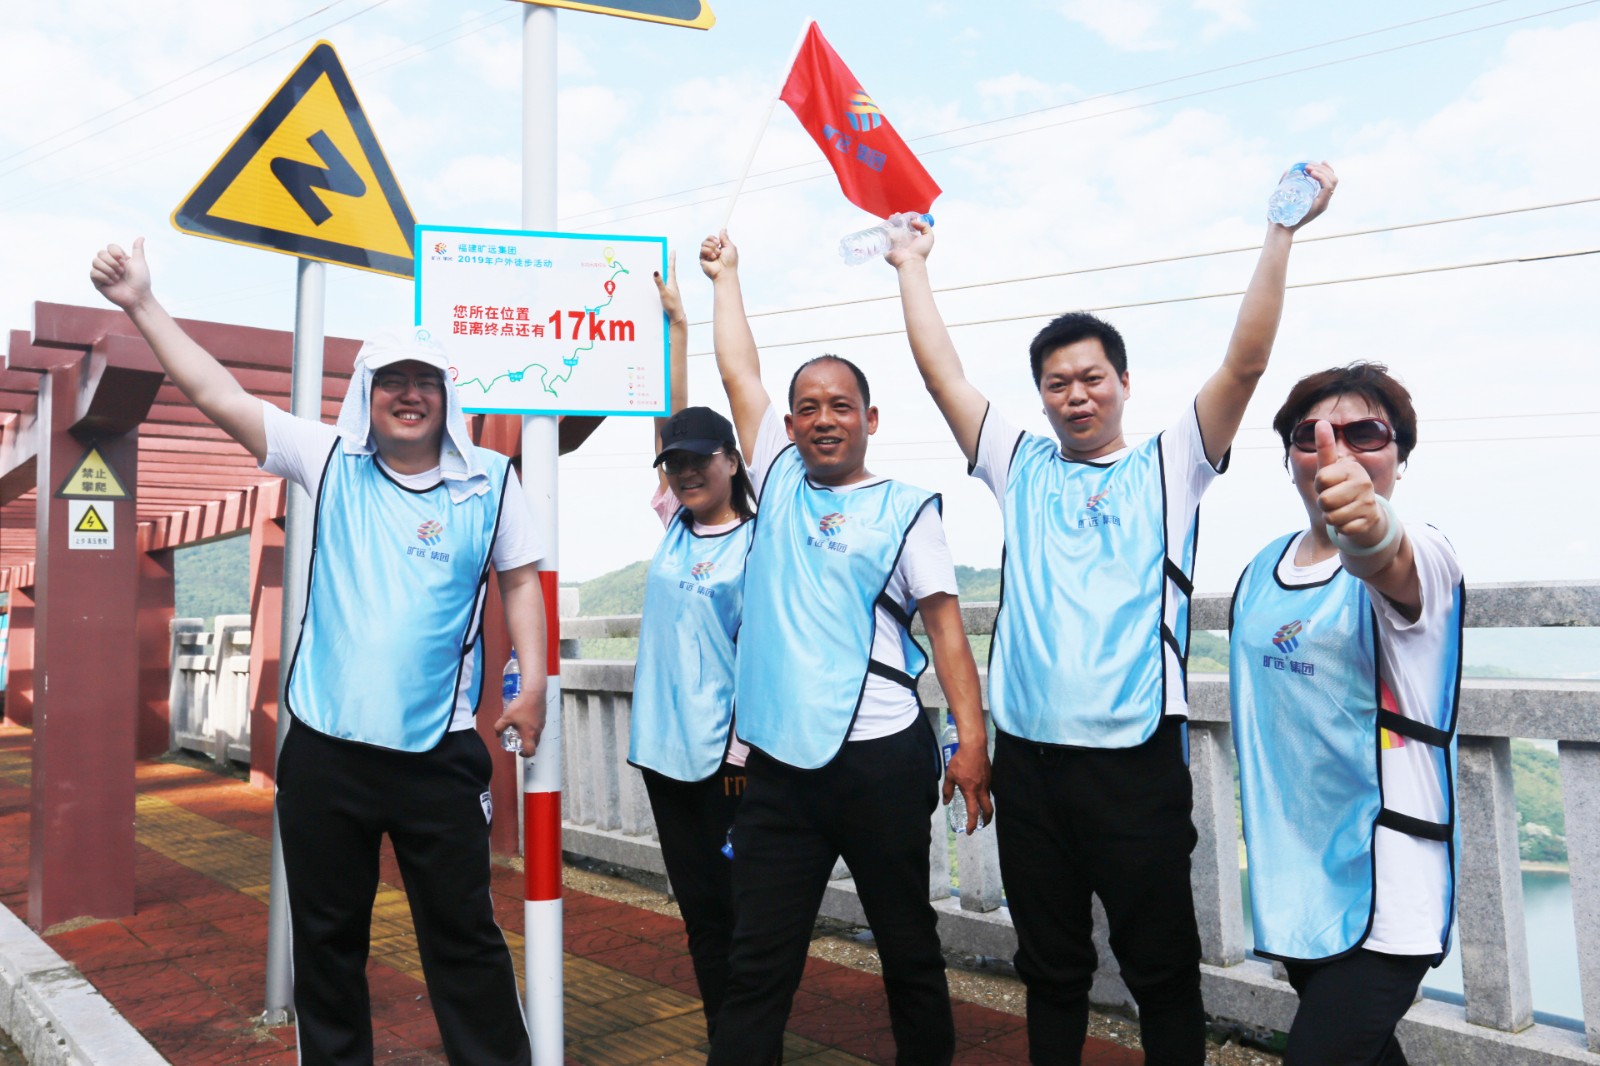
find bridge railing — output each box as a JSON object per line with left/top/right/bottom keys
{"left": 165, "top": 581, "right": 1600, "bottom": 1060}
{"left": 558, "top": 580, "right": 1600, "bottom": 1064}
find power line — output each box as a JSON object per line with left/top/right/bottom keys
{"left": 691, "top": 195, "right": 1600, "bottom": 326}
{"left": 685, "top": 246, "right": 1600, "bottom": 356}
{"left": 0, "top": 0, "right": 351, "bottom": 168}
{"left": 0, "top": 0, "right": 396, "bottom": 183}
{"left": 569, "top": 0, "right": 1600, "bottom": 228}
{"left": 558, "top": 0, "right": 1527, "bottom": 223}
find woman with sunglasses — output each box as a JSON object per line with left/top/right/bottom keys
{"left": 627, "top": 255, "right": 758, "bottom": 1041}
{"left": 1229, "top": 363, "right": 1464, "bottom": 1065}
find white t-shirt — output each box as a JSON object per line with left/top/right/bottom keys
{"left": 1275, "top": 522, "right": 1462, "bottom": 956}
{"left": 650, "top": 484, "right": 751, "bottom": 767}
{"left": 260, "top": 401, "right": 543, "bottom": 732}
{"left": 972, "top": 403, "right": 1223, "bottom": 722}
{"left": 749, "top": 407, "right": 959, "bottom": 741}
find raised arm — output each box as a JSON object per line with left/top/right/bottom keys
{"left": 699, "top": 230, "right": 771, "bottom": 462}
{"left": 920, "top": 591, "right": 993, "bottom": 833}
{"left": 1194, "top": 162, "right": 1338, "bottom": 468}
{"left": 652, "top": 252, "right": 689, "bottom": 492}
{"left": 889, "top": 220, "right": 989, "bottom": 465}
{"left": 90, "top": 239, "right": 267, "bottom": 461}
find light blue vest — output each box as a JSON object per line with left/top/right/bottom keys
{"left": 990, "top": 432, "right": 1192, "bottom": 748}
{"left": 736, "top": 446, "right": 938, "bottom": 770}
{"left": 287, "top": 446, "right": 510, "bottom": 752}
{"left": 629, "top": 511, "right": 754, "bottom": 781}
{"left": 1230, "top": 533, "right": 1462, "bottom": 962}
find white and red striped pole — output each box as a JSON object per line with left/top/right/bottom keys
{"left": 521, "top": 5, "right": 563, "bottom": 1064}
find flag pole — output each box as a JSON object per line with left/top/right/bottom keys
{"left": 718, "top": 18, "right": 814, "bottom": 231}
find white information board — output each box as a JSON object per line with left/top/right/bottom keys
{"left": 415, "top": 225, "right": 669, "bottom": 416}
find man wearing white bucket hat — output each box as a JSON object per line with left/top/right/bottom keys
{"left": 91, "top": 238, "right": 542, "bottom": 1066}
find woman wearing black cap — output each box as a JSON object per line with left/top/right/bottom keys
{"left": 627, "top": 255, "right": 757, "bottom": 1040}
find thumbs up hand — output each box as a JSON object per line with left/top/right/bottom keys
{"left": 1313, "top": 420, "right": 1388, "bottom": 553}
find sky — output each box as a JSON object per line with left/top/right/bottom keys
{"left": 4, "top": 0, "right": 1599, "bottom": 593}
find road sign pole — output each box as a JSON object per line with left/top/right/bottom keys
{"left": 263, "top": 256, "right": 326, "bottom": 1023}
{"left": 520, "top": 6, "right": 563, "bottom": 1065}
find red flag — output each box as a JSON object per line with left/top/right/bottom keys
{"left": 779, "top": 23, "right": 941, "bottom": 219}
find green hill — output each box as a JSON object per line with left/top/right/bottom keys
{"left": 174, "top": 534, "right": 251, "bottom": 626}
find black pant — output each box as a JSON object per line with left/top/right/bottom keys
{"left": 991, "top": 719, "right": 1205, "bottom": 1066}
{"left": 641, "top": 762, "right": 745, "bottom": 1039}
{"left": 708, "top": 717, "right": 955, "bottom": 1066}
{"left": 276, "top": 718, "right": 531, "bottom": 1066}
{"left": 1283, "top": 949, "right": 1432, "bottom": 1065}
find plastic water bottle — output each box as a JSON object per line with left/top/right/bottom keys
{"left": 838, "top": 211, "right": 934, "bottom": 266}
{"left": 1267, "top": 162, "right": 1321, "bottom": 227}
{"left": 941, "top": 713, "right": 983, "bottom": 835}
{"left": 500, "top": 650, "right": 523, "bottom": 754}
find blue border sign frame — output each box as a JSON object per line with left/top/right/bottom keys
{"left": 415, "top": 224, "right": 670, "bottom": 417}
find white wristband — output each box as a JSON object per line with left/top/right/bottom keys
{"left": 1327, "top": 494, "right": 1400, "bottom": 558}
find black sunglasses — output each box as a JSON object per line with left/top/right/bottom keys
{"left": 1290, "top": 417, "right": 1394, "bottom": 453}
{"left": 660, "top": 450, "right": 722, "bottom": 475}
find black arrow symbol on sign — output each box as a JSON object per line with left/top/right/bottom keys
{"left": 270, "top": 130, "right": 365, "bottom": 226}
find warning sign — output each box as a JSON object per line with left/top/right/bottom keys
{"left": 68, "top": 501, "right": 114, "bottom": 550}
{"left": 55, "top": 446, "right": 130, "bottom": 499}
{"left": 171, "top": 41, "right": 416, "bottom": 279}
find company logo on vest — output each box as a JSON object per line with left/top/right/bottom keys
{"left": 1263, "top": 619, "right": 1315, "bottom": 676}
{"left": 1076, "top": 490, "right": 1121, "bottom": 529}
{"left": 808, "top": 512, "right": 850, "bottom": 554}
{"left": 407, "top": 518, "right": 451, "bottom": 563}
{"left": 690, "top": 560, "right": 717, "bottom": 577}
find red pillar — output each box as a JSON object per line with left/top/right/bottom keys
{"left": 3, "top": 585, "right": 34, "bottom": 728}
{"left": 136, "top": 546, "right": 175, "bottom": 759}
{"left": 247, "top": 516, "right": 285, "bottom": 791}
{"left": 29, "top": 365, "right": 139, "bottom": 928}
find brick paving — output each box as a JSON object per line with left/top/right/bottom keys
{"left": 0, "top": 724, "right": 1141, "bottom": 1064}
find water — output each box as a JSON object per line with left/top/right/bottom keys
{"left": 1240, "top": 867, "right": 1581, "bottom": 1024}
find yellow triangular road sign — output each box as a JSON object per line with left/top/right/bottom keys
{"left": 74, "top": 505, "right": 110, "bottom": 534}
{"left": 55, "top": 446, "right": 131, "bottom": 499}
{"left": 171, "top": 41, "right": 416, "bottom": 278}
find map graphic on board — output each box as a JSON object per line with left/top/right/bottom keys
{"left": 414, "top": 225, "right": 669, "bottom": 417}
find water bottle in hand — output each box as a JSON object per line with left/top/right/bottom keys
{"left": 1267, "top": 162, "right": 1321, "bottom": 227}
{"left": 501, "top": 651, "right": 523, "bottom": 754}
{"left": 838, "top": 211, "right": 933, "bottom": 266}
{"left": 941, "top": 713, "right": 984, "bottom": 835}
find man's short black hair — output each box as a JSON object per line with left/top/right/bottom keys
{"left": 1028, "top": 312, "right": 1128, "bottom": 385}
{"left": 787, "top": 354, "right": 871, "bottom": 410}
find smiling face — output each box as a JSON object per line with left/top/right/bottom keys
{"left": 1037, "top": 338, "right": 1130, "bottom": 460}
{"left": 1289, "top": 392, "right": 1401, "bottom": 521}
{"left": 661, "top": 447, "right": 739, "bottom": 522}
{"left": 368, "top": 358, "right": 446, "bottom": 462}
{"left": 785, "top": 360, "right": 878, "bottom": 485}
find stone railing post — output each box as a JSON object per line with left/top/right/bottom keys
{"left": 1189, "top": 720, "right": 1246, "bottom": 966}
{"left": 1455, "top": 735, "right": 1534, "bottom": 1032}
{"left": 1559, "top": 740, "right": 1600, "bottom": 1052}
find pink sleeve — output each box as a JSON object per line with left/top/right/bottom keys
{"left": 650, "top": 483, "right": 681, "bottom": 529}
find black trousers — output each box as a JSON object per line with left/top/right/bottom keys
{"left": 707, "top": 716, "right": 955, "bottom": 1066}
{"left": 641, "top": 762, "right": 745, "bottom": 1039}
{"left": 991, "top": 718, "right": 1205, "bottom": 1066}
{"left": 276, "top": 718, "right": 530, "bottom": 1066}
{"left": 1283, "top": 949, "right": 1433, "bottom": 1065}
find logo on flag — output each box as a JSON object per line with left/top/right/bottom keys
{"left": 846, "top": 91, "right": 883, "bottom": 131}
{"left": 1271, "top": 620, "right": 1303, "bottom": 655}
{"left": 780, "top": 23, "right": 941, "bottom": 219}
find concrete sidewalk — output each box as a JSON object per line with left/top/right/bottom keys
{"left": 0, "top": 724, "right": 1144, "bottom": 1064}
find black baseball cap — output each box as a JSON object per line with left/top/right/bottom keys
{"left": 653, "top": 406, "right": 736, "bottom": 467}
